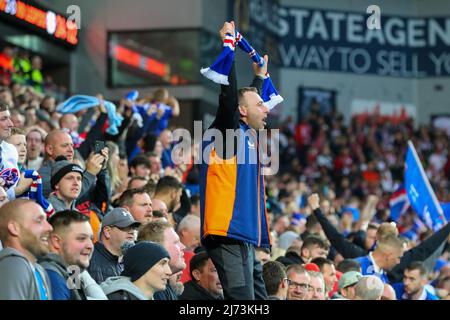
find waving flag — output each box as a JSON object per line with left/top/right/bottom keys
{"left": 389, "top": 184, "right": 410, "bottom": 222}
{"left": 404, "top": 141, "right": 447, "bottom": 231}
{"left": 441, "top": 202, "right": 450, "bottom": 222}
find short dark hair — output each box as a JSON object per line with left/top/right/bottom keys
{"left": 302, "top": 235, "right": 329, "bottom": 251}
{"left": 155, "top": 176, "right": 182, "bottom": 195}
{"left": 263, "top": 261, "right": 286, "bottom": 296}
{"left": 0, "top": 100, "right": 11, "bottom": 112}
{"left": 337, "top": 259, "right": 361, "bottom": 273}
{"left": 305, "top": 214, "right": 319, "bottom": 230}
{"left": 130, "top": 155, "right": 151, "bottom": 169}
{"left": 189, "top": 252, "right": 210, "bottom": 279}
{"left": 48, "top": 210, "right": 89, "bottom": 233}
{"left": 310, "top": 257, "right": 334, "bottom": 272}
{"left": 405, "top": 261, "right": 428, "bottom": 277}
{"left": 118, "top": 187, "right": 149, "bottom": 207}
{"left": 238, "top": 87, "right": 258, "bottom": 106}
{"left": 190, "top": 194, "right": 200, "bottom": 205}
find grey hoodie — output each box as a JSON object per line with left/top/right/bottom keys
{"left": 100, "top": 276, "right": 150, "bottom": 300}
{"left": 47, "top": 194, "right": 76, "bottom": 212}
{"left": 0, "top": 247, "right": 52, "bottom": 300}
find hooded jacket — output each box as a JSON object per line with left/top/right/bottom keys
{"left": 101, "top": 276, "right": 150, "bottom": 300}
{"left": 38, "top": 253, "right": 83, "bottom": 300}
{"left": 0, "top": 247, "right": 52, "bottom": 300}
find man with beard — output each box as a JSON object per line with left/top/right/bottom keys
{"left": 88, "top": 207, "right": 141, "bottom": 284}
{"left": 39, "top": 210, "right": 107, "bottom": 300}
{"left": 119, "top": 188, "right": 153, "bottom": 225}
{"left": 393, "top": 261, "right": 439, "bottom": 300}
{"left": 0, "top": 199, "right": 53, "bottom": 299}
{"left": 180, "top": 251, "right": 224, "bottom": 300}
{"left": 137, "top": 220, "right": 186, "bottom": 300}
{"left": 152, "top": 176, "right": 183, "bottom": 223}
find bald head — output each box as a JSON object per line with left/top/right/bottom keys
{"left": 59, "top": 114, "right": 79, "bottom": 132}
{"left": 0, "top": 199, "right": 36, "bottom": 241}
{"left": 381, "top": 283, "right": 397, "bottom": 300}
{"left": 44, "top": 130, "right": 74, "bottom": 161}
{"left": 354, "top": 276, "right": 384, "bottom": 300}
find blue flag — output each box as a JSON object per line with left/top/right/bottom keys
{"left": 441, "top": 202, "right": 450, "bottom": 222}
{"left": 404, "top": 141, "right": 446, "bottom": 231}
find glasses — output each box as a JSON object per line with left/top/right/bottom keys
{"left": 286, "top": 279, "right": 310, "bottom": 291}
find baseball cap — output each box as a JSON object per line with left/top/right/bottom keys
{"left": 338, "top": 271, "right": 363, "bottom": 291}
{"left": 102, "top": 207, "right": 141, "bottom": 229}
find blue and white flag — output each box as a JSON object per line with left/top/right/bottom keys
{"left": 404, "top": 141, "right": 447, "bottom": 231}
{"left": 389, "top": 184, "right": 410, "bottom": 222}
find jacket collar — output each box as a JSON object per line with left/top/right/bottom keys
{"left": 95, "top": 242, "right": 120, "bottom": 263}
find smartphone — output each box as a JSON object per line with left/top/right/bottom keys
{"left": 94, "top": 141, "right": 106, "bottom": 154}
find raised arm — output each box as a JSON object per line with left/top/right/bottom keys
{"left": 308, "top": 194, "right": 367, "bottom": 258}
{"left": 213, "top": 21, "right": 238, "bottom": 132}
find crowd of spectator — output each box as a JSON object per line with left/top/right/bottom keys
{"left": 0, "top": 44, "right": 449, "bottom": 301}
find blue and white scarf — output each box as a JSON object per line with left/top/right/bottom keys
{"left": 22, "top": 170, "right": 55, "bottom": 217}
{"left": 200, "top": 32, "right": 236, "bottom": 85}
{"left": 56, "top": 95, "right": 124, "bottom": 135}
{"left": 200, "top": 30, "right": 284, "bottom": 110}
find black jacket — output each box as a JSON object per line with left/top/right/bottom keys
{"left": 312, "top": 208, "right": 450, "bottom": 283}
{"left": 88, "top": 242, "right": 123, "bottom": 284}
{"left": 153, "top": 284, "right": 179, "bottom": 300}
{"left": 275, "top": 251, "right": 305, "bottom": 267}
{"left": 179, "top": 281, "right": 223, "bottom": 300}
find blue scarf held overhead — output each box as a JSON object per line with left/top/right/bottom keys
{"left": 56, "top": 95, "right": 124, "bottom": 135}
{"left": 235, "top": 31, "right": 284, "bottom": 110}
{"left": 200, "top": 32, "right": 236, "bottom": 85}
{"left": 200, "top": 30, "right": 284, "bottom": 110}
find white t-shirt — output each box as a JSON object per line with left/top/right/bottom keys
{"left": 0, "top": 140, "right": 19, "bottom": 200}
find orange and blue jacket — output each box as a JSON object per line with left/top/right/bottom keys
{"left": 199, "top": 62, "right": 271, "bottom": 248}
